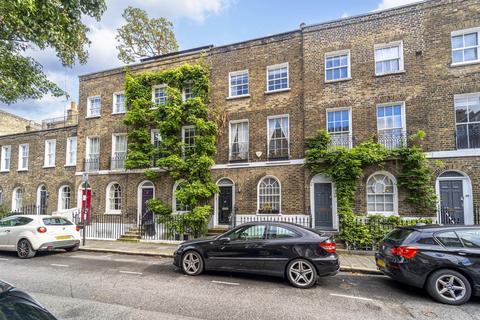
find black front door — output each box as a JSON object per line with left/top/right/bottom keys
{"left": 39, "top": 190, "right": 47, "bottom": 214}
{"left": 440, "top": 180, "right": 464, "bottom": 224}
{"left": 218, "top": 186, "right": 233, "bottom": 225}
{"left": 314, "top": 183, "right": 333, "bottom": 229}
{"left": 141, "top": 188, "right": 154, "bottom": 216}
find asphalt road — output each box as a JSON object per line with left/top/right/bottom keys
{"left": 0, "top": 251, "right": 479, "bottom": 320}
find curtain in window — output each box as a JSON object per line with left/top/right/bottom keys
{"left": 268, "top": 117, "right": 289, "bottom": 158}
{"left": 231, "top": 122, "right": 248, "bottom": 160}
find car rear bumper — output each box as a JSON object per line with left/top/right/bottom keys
{"left": 375, "top": 253, "right": 425, "bottom": 288}
{"left": 38, "top": 240, "right": 80, "bottom": 251}
{"left": 312, "top": 254, "right": 340, "bottom": 277}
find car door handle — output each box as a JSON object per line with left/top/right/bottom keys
{"left": 456, "top": 250, "right": 469, "bottom": 256}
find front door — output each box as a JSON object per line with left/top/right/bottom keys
{"left": 314, "top": 183, "right": 333, "bottom": 229}
{"left": 440, "top": 180, "right": 464, "bottom": 224}
{"left": 81, "top": 188, "right": 92, "bottom": 222}
{"left": 39, "top": 189, "right": 47, "bottom": 214}
{"left": 218, "top": 186, "right": 233, "bottom": 225}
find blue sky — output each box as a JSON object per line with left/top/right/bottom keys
{"left": 2, "top": 0, "right": 419, "bottom": 121}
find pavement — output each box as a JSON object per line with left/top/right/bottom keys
{"left": 0, "top": 250, "right": 478, "bottom": 320}
{"left": 79, "top": 239, "right": 379, "bottom": 274}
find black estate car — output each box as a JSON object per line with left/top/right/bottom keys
{"left": 174, "top": 222, "right": 339, "bottom": 288}
{"left": 0, "top": 280, "right": 57, "bottom": 319}
{"left": 375, "top": 225, "right": 480, "bottom": 305}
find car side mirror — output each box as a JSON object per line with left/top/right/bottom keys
{"left": 219, "top": 237, "right": 231, "bottom": 244}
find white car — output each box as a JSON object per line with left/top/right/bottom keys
{"left": 0, "top": 215, "right": 81, "bottom": 258}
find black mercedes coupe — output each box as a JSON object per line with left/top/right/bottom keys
{"left": 173, "top": 221, "right": 339, "bottom": 288}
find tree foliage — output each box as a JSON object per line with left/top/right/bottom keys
{"left": 116, "top": 7, "right": 178, "bottom": 64}
{"left": 0, "top": 0, "right": 106, "bottom": 103}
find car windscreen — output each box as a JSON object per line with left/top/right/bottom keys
{"left": 383, "top": 228, "right": 417, "bottom": 245}
{"left": 42, "top": 218, "right": 72, "bottom": 226}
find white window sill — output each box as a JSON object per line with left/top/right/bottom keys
{"left": 17, "top": 169, "right": 28, "bottom": 172}
{"left": 105, "top": 212, "right": 122, "bottom": 215}
{"left": 86, "top": 115, "right": 101, "bottom": 119}
{"left": 112, "top": 112, "right": 126, "bottom": 115}
{"left": 256, "top": 212, "right": 282, "bottom": 215}
{"left": 450, "top": 60, "right": 480, "bottom": 67}
{"left": 0, "top": 170, "right": 9, "bottom": 173}
{"left": 375, "top": 70, "right": 406, "bottom": 77}
{"left": 43, "top": 165, "right": 55, "bottom": 169}
{"left": 366, "top": 212, "right": 398, "bottom": 217}
{"left": 325, "top": 77, "right": 352, "bottom": 84}
{"left": 226, "top": 94, "right": 250, "bottom": 100}
{"left": 64, "top": 164, "right": 76, "bottom": 167}
{"left": 265, "top": 88, "right": 291, "bottom": 94}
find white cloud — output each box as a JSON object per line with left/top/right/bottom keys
{"left": 341, "top": 12, "right": 350, "bottom": 18}
{"left": 376, "top": 0, "right": 422, "bottom": 11}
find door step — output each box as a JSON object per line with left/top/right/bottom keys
{"left": 118, "top": 226, "right": 141, "bottom": 242}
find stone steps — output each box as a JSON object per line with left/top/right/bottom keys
{"left": 118, "top": 226, "right": 142, "bottom": 242}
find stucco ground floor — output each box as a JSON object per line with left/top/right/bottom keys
{"left": 1, "top": 156, "right": 479, "bottom": 230}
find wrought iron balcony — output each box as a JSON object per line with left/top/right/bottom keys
{"left": 328, "top": 134, "right": 354, "bottom": 150}
{"left": 110, "top": 153, "right": 127, "bottom": 170}
{"left": 377, "top": 131, "right": 407, "bottom": 150}
{"left": 84, "top": 156, "right": 100, "bottom": 172}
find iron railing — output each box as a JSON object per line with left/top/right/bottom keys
{"left": 84, "top": 156, "right": 100, "bottom": 172}
{"left": 234, "top": 215, "right": 311, "bottom": 228}
{"left": 73, "top": 214, "right": 137, "bottom": 240}
{"left": 438, "top": 205, "right": 480, "bottom": 225}
{"left": 377, "top": 131, "right": 407, "bottom": 150}
{"left": 110, "top": 153, "right": 127, "bottom": 170}
{"left": 328, "top": 134, "right": 354, "bottom": 150}
{"left": 8, "top": 204, "right": 48, "bottom": 216}
{"left": 139, "top": 214, "right": 203, "bottom": 242}
{"left": 455, "top": 128, "right": 480, "bottom": 150}
{"left": 41, "top": 114, "right": 78, "bottom": 129}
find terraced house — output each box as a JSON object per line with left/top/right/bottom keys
{"left": 0, "top": 0, "right": 479, "bottom": 238}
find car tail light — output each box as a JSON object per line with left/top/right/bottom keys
{"left": 76, "top": 225, "right": 81, "bottom": 232}
{"left": 37, "top": 227, "right": 47, "bottom": 233}
{"left": 320, "top": 240, "right": 336, "bottom": 253}
{"left": 390, "top": 246, "right": 418, "bottom": 259}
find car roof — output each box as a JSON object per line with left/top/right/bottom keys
{"left": 399, "top": 224, "right": 480, "bottom": 232}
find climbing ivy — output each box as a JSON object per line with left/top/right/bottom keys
{"left": 123, "top": 63, "right": 218, "bottom": 234}
{"left": 305, "top": 129, "right": 438, "bottom": 246}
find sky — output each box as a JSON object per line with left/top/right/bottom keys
{"left": 2, "top": 0, "right": 421, "bottom": 122}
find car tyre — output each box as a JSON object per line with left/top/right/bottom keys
{"left": 17, "top": 239, "right": 36, "bottom": 259}
{"left": 66, "top": 244, "right": 80, "bottom": 252}
{"left": 181, "top": 250, "right": 204, "bottom": 276}
{"left": 286, "top": 258, "right": 318, "bottom": 289}
{"left": 425, "top": 269, "right": 471, "bottom": 305}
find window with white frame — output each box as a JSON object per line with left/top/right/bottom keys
{"left": 267, "top": 116, "right": 289, "bottom": 160}
{"left": 44, "top": 139, "right": 56, "bottom": 167}
{"left": 173, "top": 181, "right": 190, "bottom": 213}
{"left": 182, "top": 82, "right": 194, "bottom": 101}
{"left": 111, "top": 134, "right": 127, "bottom": 169}
{"left": 107, "top": 182, "right": 122, "bottom": 213}
{"left": 267, "top": 63, "right": 289, "bottom": 92}
{"left": 87, "top": 96, "right": 101, "bottom": 117}
{"left": 367, "top": 172, "right": 397, "bottom": 215}
{"left": 454, "top": 93, "right": 480, "bottom": 149}
{"left": 452, "top": 28, "right": 479, "bottom": 65}
{"left": 327, "top": 108, "right": 352, "bottom": 148}
{"left": 86, "top": 137, "right": 100, "bottom": 171}
{"left": 153, "top": 85, "right": 167, "bottom": 106}
{"left": 0, "top": 187, "right": 3, "bottom": 205}
{"left": 229, "top": 121, "right": 249, "bottom": 161}
{"left": 229, "top": 70, "right": 249, "bottom": 97}
{"left": 12, "top": 187, "right": 23, "bottom": 212}
{"left": 182, "top": 126, "right": 196, "bottom": 156}
{"left": 376, "top": 103, "right": 406, "bottom": 149}
{"left": 18, "top": 144, "right": 29, "bottom": 170}
{"left": 258, "top": 176, "right": 281, "bottom": 214}
{"left": 374, "top": 41, "right": 404, "bottom": 75}
{"left": 58, "top": 185, "right": 71, "bottom": 211}
{"left": 66, "top": 137, "right": 77, "bottom": 166}
{"left": 325, "top": 51, "right": 350, "bottom": 81}
{"left": 0, "top": 146, "right": 11, "bottom": 171}
{"left": 113, "top": 92, "right": 126, "bottom": 114}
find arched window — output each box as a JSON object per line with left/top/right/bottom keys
{"left": 367, "top": 172, "right": 397, "bottom": 215}
{"left": 0, "top": 187, "right": 3, "bottom": 205}
{"left": 107, "top": 183, "right": 122, "bottom": 213}
{"left": 258, "top": 176, "right": 281, "bottom": 214}
{"left": 173, "top": 181, "right": 190, "bottom": 213}
{"left": 12, "top": 187, "right": 23, "bottom": 212}
{"left": 58, "top": 185, "right": 71, "bottom": 211}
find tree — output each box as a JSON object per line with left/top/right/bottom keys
{"left": 116, "top": 7, "right": 178, "bottom": 64}
{"left": 0, "top": 0, "right": 107, "bottom": 104}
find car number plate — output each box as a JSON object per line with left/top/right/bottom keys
{"left": 376, "top": 258, "right": 386, "bottom": 268}
{"left": 55, "top": 235, "right": 72, "bottom": 240}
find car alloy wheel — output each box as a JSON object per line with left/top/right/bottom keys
{"left": 182, "top": 251, "right": 203, "bottom": 276}
{"left": 17, "top": 239, "right": 35, "bottom": 259}
{"left": 435, "top": 275, "right": 466, "bottom": 302}
{"left": 287, "top": 259, "right": 317, "bottom": 288}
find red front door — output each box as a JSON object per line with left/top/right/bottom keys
{"left": 81, "top": 189, "right": 92, "bottom": 222}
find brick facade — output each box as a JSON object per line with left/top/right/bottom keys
{"left": 1, "top": 0, "right": 479, "bottom": 230}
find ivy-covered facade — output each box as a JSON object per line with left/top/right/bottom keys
{"left": 1, "top": 0, "right": 479, "bottom": 237}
